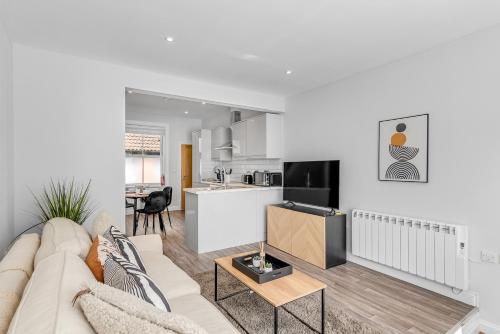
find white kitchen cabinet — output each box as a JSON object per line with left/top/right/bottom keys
{"left": 185, "top": 187, "right": 283, "bottom": 253}
{"left": 232, "top": 113, "right": 283, "bottom": 159}
{"left": 192, "top": 129, "right": 212, "bottom": 182}
{"left": 246, "top": 115, "right": 267, "bottom": 157}
{"left": 192, "top": 131, "right": 201, "bottom": 183}
{"left": 211, "top": 127, "right": 232, "bottom": 161}
{"left": 230, "top": 121, "right": 246, "bottom": 157}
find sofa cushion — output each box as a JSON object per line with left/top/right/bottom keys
{"left": 0, "top": 233, "right": 40, "bottom": 333}
{"left": 140, "top": 252, "right": 200, "bottom": 299}
{"left": 0, "top": 271, "right": 29, "bottom": 334}
{"left": 77, "top": 282, "right": 207, "bottom": 334}
{"left": 103, "top": 226, "right": 146, "bottom": 272}
{"left": 169, "top": 294, "right": 239, "bottom": 334}
{"left": 0, "top": 233, "right": 40, "bottom": 278}
{"left": 8, "top": 252, "right": 96, "bottom": 334}
{"left": 104, "top": 253, "right": 171, "bottom": 312}
{"left": 34, "top": 218, "right": 92, "bottom": 268}
{"left": 129, "top": 234, "right": 163, "bottom": 254}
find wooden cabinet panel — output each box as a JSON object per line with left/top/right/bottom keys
{"left": 267, "top": 204, "right": 346, "bottom": 269}
{"left": 267, "top": 206, "right": 293, "bottom": 253}
{"left": 291, "top": 213, "right": 326, "bottom": 268}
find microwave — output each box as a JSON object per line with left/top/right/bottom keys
{"left": 253, "top": 171, "right": 282, "bottom": 187}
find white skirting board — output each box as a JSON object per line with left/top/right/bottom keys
{"left": 460, "top": 312, "right": 500, "bottom": 334}
{"left": 348, "top": 254, "right": 478, "bottom": 306}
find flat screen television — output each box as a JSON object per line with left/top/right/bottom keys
{"left": 283, "top": 160, "right": 339, "bottom": 209}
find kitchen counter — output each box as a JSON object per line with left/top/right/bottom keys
{"left": 184, "top": 182, "right": 282, "bottom": 195}
{"left": 184, "top": 182, "right": 283, "bottom": 253}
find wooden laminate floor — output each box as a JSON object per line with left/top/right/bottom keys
{"left": 126, "top": 211, "right": 475, "bottom": 334}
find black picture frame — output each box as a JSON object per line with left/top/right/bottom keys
{"left": 378, "top": 114, "right": 429, "bottom": 183}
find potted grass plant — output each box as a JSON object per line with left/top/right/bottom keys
{"left": 31, "top": 179, "right": 95, "bottom": 225}
{"left": 9, "top": 179, "right": 95, "bottom": 248}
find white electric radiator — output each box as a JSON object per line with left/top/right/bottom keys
{"left": 351, "top": 209, "right": 468, "bottom": 290}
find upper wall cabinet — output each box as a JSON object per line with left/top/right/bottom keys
{"left": 192, "top": 129, "right": 212, "bottom": 182}
{"left": 231, "top": 113, "right": 283, "bottom": 159}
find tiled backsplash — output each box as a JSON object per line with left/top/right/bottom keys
{"left": 202, "top": 158, "right": 282, "bottom": 183}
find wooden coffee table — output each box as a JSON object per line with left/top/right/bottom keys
{"left": 214, "top": 252, "right": 327, "bottom": 334}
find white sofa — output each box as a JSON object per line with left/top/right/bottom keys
{"left": 2, "top": 219, "right": 238, "bottom": 334}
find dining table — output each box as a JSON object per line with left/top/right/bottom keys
{"left": 125, "top": 192, "right": 149, "bottom": 236}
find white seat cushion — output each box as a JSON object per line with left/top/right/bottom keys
{"left": 129, "top": 234, "right": 163, "bottom": 254}
{"left": 169, "top": 294, "right": 238, "bottom": 334}
{"left": 140, "top": 252, "right": 200, "bottom": 299}
{"left": 34, "top": 218, "right": 92, "bottom": 267}
{"left": 8, "top": 252, "right": 96, "bottom": 334}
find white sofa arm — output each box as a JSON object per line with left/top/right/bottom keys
{"left": 129, "top": 234, "right": 163, "bottom": 254}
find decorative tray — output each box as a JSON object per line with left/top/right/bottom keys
{"left": 232, "top": 252, "right": 293, "bottom": 284}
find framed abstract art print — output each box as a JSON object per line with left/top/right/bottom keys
{"left": 378, "top": 114, "right": 429, "bottom": 183}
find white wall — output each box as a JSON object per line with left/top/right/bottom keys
{"left": 126, "top": 107, "right": 202, "bottom": 210}
{"left": 200, "top": 109, "right": 264, "bottom": 129}
{"left": 12, "top": 44, "right": 284, "bottom": 234}
{"left": 285, "top": 25, "right": 500, "bottom": 325}
{"left": 0, "top": 20, "right": 13, "bottom": 256}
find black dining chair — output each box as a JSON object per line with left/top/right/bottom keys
{"left": 125, "top": 200, "right": 134, "bottom": 209}
{"left": 162, "top": 186, "right": 173, "bottom": 228}
{"left": 136, "top": 191, "right": 167, "bottom": 235}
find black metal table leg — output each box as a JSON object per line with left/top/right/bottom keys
{"left": 274, "top": 307, "right": 279, "bottom": 334}
{"left": 133, "top": 198, "right": 138, "bottom": 236}
{"left": 213, "top": 263, "right": 323, "bottom": 334}
{"left": 214, "top": 263, "right": 218, "bottom": 302}
{"left": 321, "top": 289, "right": 325, "bottom": 334}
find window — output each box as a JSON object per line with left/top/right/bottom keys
{"left": 125, "top": 132, "right": 163, "bottom": 185}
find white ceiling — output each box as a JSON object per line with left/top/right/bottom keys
{"left": 126, "top": 92, "right": 231, "bottom": 121}
{"left": 2, "top": 0, "right": 500, "bottom": 96}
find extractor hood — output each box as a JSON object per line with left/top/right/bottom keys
{"left": 215, "top": 142, "right": 233, "bottom": 150}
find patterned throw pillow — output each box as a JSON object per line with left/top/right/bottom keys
{"left": 103, "top": 226, "right": 146, "bottom": 272}
{"left": 104, "top": 253, "right": 170, "bottom": 312}
{"left": 85, "top": 235, "right": 120, "bottom": 282}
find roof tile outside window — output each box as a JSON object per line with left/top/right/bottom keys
{"left": 125, "top": 133, "right": 161, "bottom": 155}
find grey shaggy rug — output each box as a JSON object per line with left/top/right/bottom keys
{"left": 192, "top": 270, "right": 382, "bottom": 334}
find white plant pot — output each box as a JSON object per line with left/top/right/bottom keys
{"left": 252, "top": 259, "right": 261, "bottom": 267}
{"left": 264, "top": 266, "right": 272, "bottom": 273}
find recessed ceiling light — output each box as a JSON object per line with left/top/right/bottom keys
{"left": 241, "top": 54, "right": 260, "bottom": 61}
{"left": 164, "top": 36, "right": 174, "bottom": 43}
{"left": 184, "top": 111, "right": 189, "bottom": 114}
{"left": 127, "top": 90, "right": 133, "bottom": 94}
{"left": 201, "top": 101, "right": 206, "bottom": 105}
{"left": 286, "top": 70, "right": 293, "bottom": 75}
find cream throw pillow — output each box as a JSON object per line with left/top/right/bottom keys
{"left": 34, "top": 218, "right": 92, "bottom": 267}
{"left": 91, "top": 211, "right": 116, "bottom": 240}
{"left": 77, "top": 282, "right": 208, "bottom": 334}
